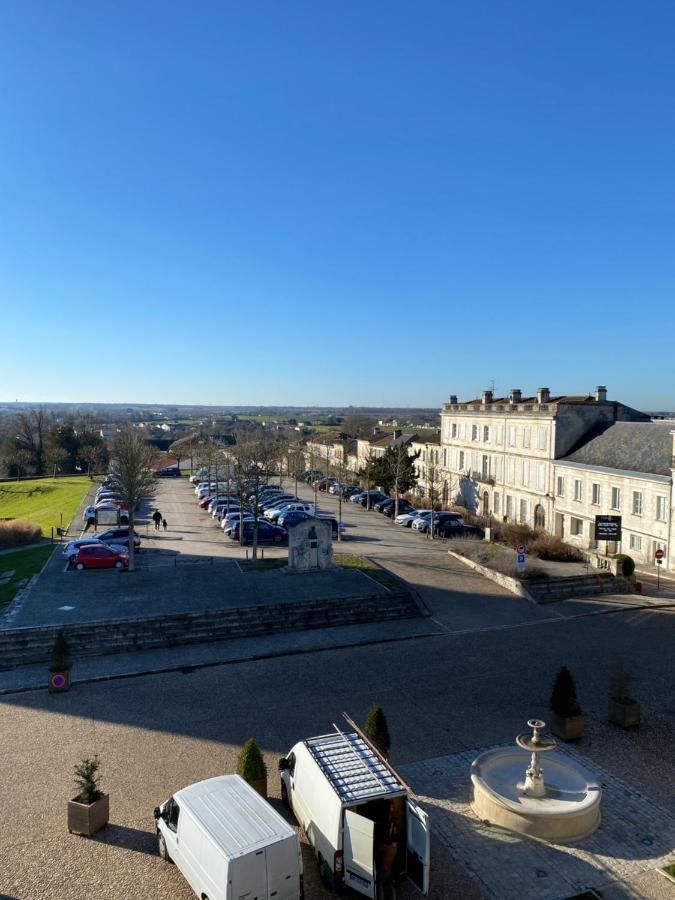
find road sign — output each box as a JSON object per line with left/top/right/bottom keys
{"left": 594, "top": 515, "right": 622, "bottom": 542}
{"left": 516, "top": 545, "right": 525, "bottom": 554}
{"left": 517, "top": 554, "right": 526, "bottom": 564}
{"left": 655, "top": 549, "right": 664, "bottom": 560}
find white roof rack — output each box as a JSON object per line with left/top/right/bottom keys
{"left": 304, "top": 731, "right": 405, "bottom": 804}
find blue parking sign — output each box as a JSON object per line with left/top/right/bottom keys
{"left": 517, "top": 554, "right": 525, "bottom": 564}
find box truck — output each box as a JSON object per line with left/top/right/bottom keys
{"left": 278, "top": 728, "right": 429, "bottom": 898}
{"left": 154, "top": 774, "right": 303, "bottom": 900}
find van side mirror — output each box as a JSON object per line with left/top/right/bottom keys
{"left": 278, "top": 757, "right": 289, "bottom": 772}
{"left": 153, "top": 806, "right": 161, "bottom": 820}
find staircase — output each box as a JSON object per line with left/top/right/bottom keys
{"left": 525, "top": 573, "right": 634, "bottom": 604}
{"left": 0, "top": 590, "right": 421, "bottom": 667}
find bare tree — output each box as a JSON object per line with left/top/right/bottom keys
{"left": 81, "top": 444, "right": 103, "bottom": 479}
{"left": 109, "top": 427, "right": 157, "bottom": 571}
{"left": 230, "top": 434, "right": 282, "bottom": 560}
{"left": 14, "top": 408, "right": 49, "bottom": 475}
{"left": 44, "top": 445, "right": 69, "bottom": 479}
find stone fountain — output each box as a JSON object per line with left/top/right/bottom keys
{"left": 471, "top": 719, "right": 602, "bottom": 842}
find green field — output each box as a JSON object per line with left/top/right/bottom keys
{"left": 0, "top": 544, "right": 54, "bottom": 605}
{"left": 0, "top": 477, "right": 92, "bottom": 536}
{"left": 333, "top": 553, "right": 398, "bottom": 590}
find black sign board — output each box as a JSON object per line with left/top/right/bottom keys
{"left": 595, "top": 515, "right": 622, "bottom": 541}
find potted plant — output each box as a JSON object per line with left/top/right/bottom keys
{"left": 363, "top": 704, "right": 391, "bottom": 758}
{"left": 67, "top": 756, "right": 109, "bottom": 836}
{"left": 549, "top": 666, "right": 583, "bottom": 740}
{"left": 237, "top": 738, "right": 267, "bottom": 798}
{"left": 48, "top": 630, "right": 72, "bottom": 693}
{"left": 609, "top": 664, "right": 641, "bottom": 727}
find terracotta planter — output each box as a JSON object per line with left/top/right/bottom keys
{"left": 48, "top": 670, "right": 71, "bottom": 693}
{"left": 609, "top": 698, "right": 641, "bottom": 728}
{"left": 67, "top": 794, "right": 109, "bottom": 836}
{"left": 247, "top": 777, "right": 268, "bottom": 799}
{"left": 550, "top": 712, "right": 583, "bottom": 741}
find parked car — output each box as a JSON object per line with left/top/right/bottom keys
{"left": 395, "top": 509, "right": 428, "bottom": 527}
{"left": 436, "top": 520, "right": 484, "bottom": 539}
{"left": 383, "top": 499, "right": 416, "bottom": 518}
{"left": 228, "top": 521, "right": 287, "bottom": 544}
{"left": 349, "top": 492, "right": 366, "bottom": 503}
{"left": 413, "top": 512, "right": 464, "bottom": 534}
{"left": 155, "top": 467, "right": 181, "bottom": 477}
{"left": 222, "top": 517, "right": 255, "bottom": 535}
{"left": 279, "top": 731, "right": 429, "bottom": 896}
{"left": 358, "top": 491, "right": 388, "bottom": 507}
{"left": 94, "top": 527, "right": 141, "bottom": 548}
{"left": 340, "top": 485, "right": 361, "bottom": 498}
{"left": 265, "top": 502, "right": 315, "bottom": 522}
{"left": 71, "top": 544, "right": 128, "bottom": 570}
{"left": 62, "top": 538, "right": 122, "bottom": 562}
{"left": 82, "top": 505, "right": 129, "bottom": 526}
{"left": 154, "top": 775, "right": 303, "bottom": 900}
{"left": 259, "top": 494, "right": 295, "bottom": 512}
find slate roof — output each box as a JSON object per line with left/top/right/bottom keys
{"left": 562, "top": 422, "right": 674, "bottom": 477}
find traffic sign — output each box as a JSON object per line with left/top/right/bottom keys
{"left": 517, "top": 554, "right": 526, "bottom": 564}
{"left": 655, "top": 549, "right": 664, "bottom": 560}
{"left": 516, "top": 545, "right": 525, "bottom": 554}
{"left": 595, "top": 515, "right": 622, "bottom": 541}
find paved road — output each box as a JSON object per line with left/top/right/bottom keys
{"left": 1, "top": 601, "right": 674, "bottom": 899}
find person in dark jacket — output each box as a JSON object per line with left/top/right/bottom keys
{"left": 152, "top": 510, "right": 162, "bottom": 531}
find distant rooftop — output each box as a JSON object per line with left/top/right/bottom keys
{"left": 562, "top": 422, "right": 674, "bottom": 477}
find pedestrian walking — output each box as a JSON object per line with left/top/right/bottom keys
{"left": 162, "top": 518, "right": 168, "bottom": 531}
{"left": 152, "top": 509, "right": 162, "bottom": 531}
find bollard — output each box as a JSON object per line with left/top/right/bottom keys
{"left": 51, "top": 527, "right": 54, "bottom": 545}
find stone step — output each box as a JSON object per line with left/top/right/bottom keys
{"left": 0, "top": 591, "right": 420, "bottom": 667}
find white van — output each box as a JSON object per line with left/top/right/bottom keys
{"left": 278, "top": 731, "right": 429, "bottom": 898}
{"left": 154, "top": 775, "right": 303, "bottom": 900}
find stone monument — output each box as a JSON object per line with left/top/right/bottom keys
{"left": 287, "top": 519, "right": 333, "bottom": 571}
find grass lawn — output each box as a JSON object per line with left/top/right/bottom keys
{"left": 333, "top": 553, "right": 398, "bottom": 590}
{"left": 0, "top": 544, "right": 54, "bottom": 605}
{"left": 0, "top": 477, "right": 92, "bottom": 536}
{"left": 239, "top": 558, "right": 287, "bottom": 572}
{"left": 661, "top": 862, "right": 675, "bottom": 880}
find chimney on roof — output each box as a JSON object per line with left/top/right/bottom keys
{"left": 537, "top": 387, "right": 550, "bottom": 404}
{"left": 393, "top": 429, "right": 402, "bottom": 439}
{"left": 509, "top": 389, "right": 522, "bottom": 404}
{"left": 595, "top": 385, "right": 607, "bottom": 402}
{"left": 481, "top": 390, "right": 493, "bottom": 406}
{"left": 449, "top": 394, "right": 458, "bottom": 404}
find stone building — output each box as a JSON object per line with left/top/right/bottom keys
{"left": 439, "top": 386, "right": 650, "bottom": 533}
{"left": 553, "top": 422, "right": 674, "bottom": 571}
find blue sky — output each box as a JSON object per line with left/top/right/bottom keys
{"left": 1, "top": 2, "right": 673, "bottom": 409}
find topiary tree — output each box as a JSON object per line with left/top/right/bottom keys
{"left": 237, "top": 738, "right": 267, "bottom": 782}
{"left": 363, "top": 704, "right": 391, "bottom": 758}
{"left": 610, "top": 663, "right": 633, "bottom": 702}
{"left": 612, "top": 554, "right": 635, "bottom": 577}
{"left": 550, "top": 666, "right": 581, "bottom": 718}
{"left": 50, "top": 631, "right": 72, "bottom": 671}
{"left": 73, "top": 755, "right": 103, "bottom": 804}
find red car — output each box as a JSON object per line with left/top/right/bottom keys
{"left": 72, "top": 544, "right": 129, "bottom": 571}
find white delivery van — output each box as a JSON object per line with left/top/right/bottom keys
{"left": 278, "top": 730, "right": 429, "bottom": 898}
{"left": 154, "top": 775, "right": 303, "bottom": 900}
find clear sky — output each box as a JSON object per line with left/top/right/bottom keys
{"left": 1, "top": 2, "right": 673, "bottom": 410}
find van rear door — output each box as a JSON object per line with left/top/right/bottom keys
{"left": 265, "top": 835, "right": 300, "bottom": 900}
{"left": 231, "top": 848, "right": 267, "bottom": 900}
{"left": 343, "top": 810, "right": 375, "bottom": 899}
{"left": 405, "top": 797, "right": 430, "bottom": 894}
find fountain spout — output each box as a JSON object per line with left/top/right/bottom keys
{"left": 516, "top": 719, "right": 556, "bottom": 798}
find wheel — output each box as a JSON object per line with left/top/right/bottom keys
{"left": 157, "top": 831, "right": 172, "bottom": 863}
{"left": 319, "top": 857, "right": 334, "bottom": 889}
{"left": 114, "top": 560, "right": 124, "bottom": 569}
{"left": 75, "top": 562, "right": 85, "bottom": 571}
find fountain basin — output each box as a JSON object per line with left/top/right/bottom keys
{"left": 471, "top": 747, "right": 601, "bottom": 842}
